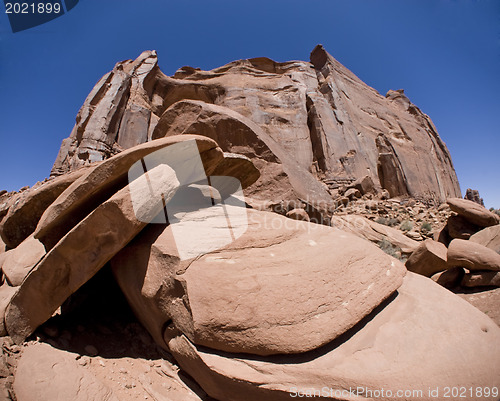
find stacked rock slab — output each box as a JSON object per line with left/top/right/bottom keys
{"left": 3, "top": 135, "right": 255, "bottom": 344}
{"left": 51, "top": 46, "right": 461, "bottom": 204}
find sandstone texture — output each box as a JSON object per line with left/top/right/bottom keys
{"left": 14, "top": 343, "right": 119, "bottom": 401}
{"left": 285, "top": 208, "right": 309, "bottom": 221}
{"left": 112, "top": 209, "right": 405, "bottom": 356}
{"left": 448, "top": 239, "right": 500, "bottom": 272}
{"left": 36, "top": 135, "right": 223, "bottom": 249}
{"left": 1, "top": 236, "right": 45, "bottom": 286}
{"left": 405, "top": 239, "right": 448, "bottom": 277}
{"left": 447, "top": 198, "right": 500, "bottom": 227}
{"left": 1, "top": 47, "right": 498, "bottom": 401}
{"left": 51, "top": 46, "right": 461, "bottom": 204}
{"left": 0, "top": 168, "right": 87, "bottom": 249}
{"left": 330, "top": 214, "right": 419, "bottom": 255}
{"left": 447, "top": 214, "right": 480, "bottom": 239}
{"left": 168, "top": 273, "right": 500, "bottom": 401}
{"left": 462, "top": 271, "right": 500, "bottom": 288}
{"left": 470, "top": 225, "right": 500, "bottom": 253}
{"left": 431, "top": 267, "right": 464, "bottom": 289}
{"left": 5, "top": 163, "right": 180, "bottom": 344}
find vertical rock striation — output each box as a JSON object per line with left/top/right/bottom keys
{"left": 51, "top": 45, "right": 461, "bottom": 203}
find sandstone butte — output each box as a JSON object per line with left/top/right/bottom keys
{"left": 50, "top": 45, "right": 461, "bottom": 206}
{"left": 1, "top": 46, "right": 499, "bottom": 401}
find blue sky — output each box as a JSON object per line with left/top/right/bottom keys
{"left": 1, "top": 0, "right": 499, "bottom": 207}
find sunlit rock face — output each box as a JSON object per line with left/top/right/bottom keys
{"left": 51, "top": 45, "right": 461, "bottom": 204}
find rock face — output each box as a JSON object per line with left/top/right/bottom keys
{"left": 447, "top": 214, "right": 480, "bottom": 240}
{"left": 0, "top": 168, "right": 87, "bottom": 249}
{"left": 51, "top": 46, "right": 461, "bottom": 204}
{"left": 3, "top": 48, "right": 498, "bottom": 401}
{"left": 1, "top": 236, "right": 45, "bottom": 286}
{"left": 462, "top": 271, "right": 500, "bottom": 288}
{"left": 36, "top": 135, "right": 223, "bottom": 249}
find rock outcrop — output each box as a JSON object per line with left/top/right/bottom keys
{"left": 51, "top": 46, "right": 461, "bottom": 204}
{"left": 2, "top": 47, "right": 499, "bottom": 401}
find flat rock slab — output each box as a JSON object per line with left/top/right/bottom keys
{"left": 470, "top": 225, "right": 500, "bottom": 254}
{"left": 0, "top": 168, "right": 87, "bottom": 249}
{"left": 448, "top": 239, "right": 500, "bottom": 272}
{"left": 5, "top": 164, "right": 180, "bottom": 344}
{"left": 168, "top": 273, "right": 500, "bottom": 401}
{"left": 34, "top": 135, "right": 223, "bottom": 249}
{"left": 330, "top": 214, "right": 419, "bottom": 255}
{"left": 113, "top": 208, "right": 405, "bottom": 356}
{"left": 447, "top": 198, "right": 500, "bottom": 227}
{"left": 13, "top": 342, "right": 119, "bottom": 401}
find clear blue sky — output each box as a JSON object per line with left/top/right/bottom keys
{"left": 1, "top": 0, "right": 499, "bottom": 207}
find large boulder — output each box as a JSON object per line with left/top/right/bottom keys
{"left": 447, "top": 198, "right": 500, "bottom": 227}
{"left": 431, "top": 267, "right": 464, "bottom": 289}
{"left": 1, "top": 236, "right": 46, "bottom": 286}
{"left": 350, "top": 175, "right": 378, "bottom": 195}
{"left": 470, "top": 225, "right": 500, "bottom": 254}
{"left": 405, "top": 239, "right": 448, "bottom": 277}
{"left": 5, "top": 163, "right": 180, "bottom": 344}
{"left": 13, "top": 343, "right": 119, "bottom": 401}
{"left": 168, "top": 273, "right": 500, "bottom": 401}
{"left": 111, "top": 208, "right": 405, "bottom": 355}
{"left": 448, "top": 239, "right": 500, "bottom": 272}
{"left": 35, "top": 135, "right": 223, "bottom": 249}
